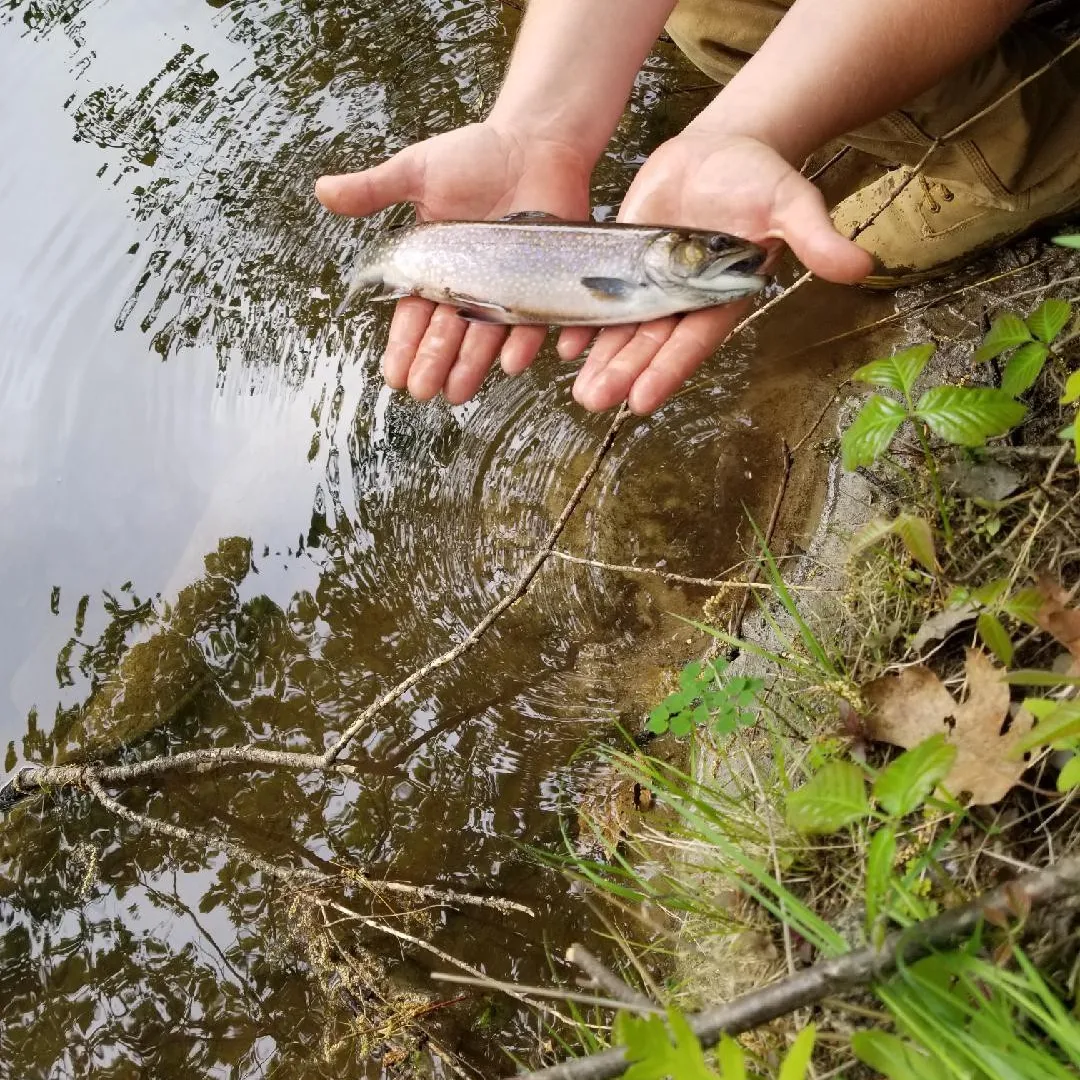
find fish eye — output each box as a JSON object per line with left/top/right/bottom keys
{"left": 706, "top": 234, "right": 731, "bottom": 253}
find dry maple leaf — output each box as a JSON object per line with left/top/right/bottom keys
{"left": 862, "top": 649, "right": 1034, "bottom": 806}
{"left": 1035, "top": 576, "right": 1080, "bottom": 664}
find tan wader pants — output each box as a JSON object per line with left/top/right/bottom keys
{"left": 665, "top": 1, "right": 1080, "bottom": 210}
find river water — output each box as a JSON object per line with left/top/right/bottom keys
{"left": 0, "top": 1, "right": 896, "bottom": 1076}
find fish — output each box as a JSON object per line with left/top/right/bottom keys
{"left": 335, "top": 211, "right": 768, "bottom": 326}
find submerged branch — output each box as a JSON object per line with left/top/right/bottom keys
{"left": 321, "top": 405, "right": 631, "bottom": 765}
{"left": 0, "top": 745, "right": 389, "bottom": 812}
{"left": 521, "top": 852, "right": 1080, "bottom": 1080}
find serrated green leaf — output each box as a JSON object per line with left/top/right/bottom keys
{"left": 1060, "top": 369, "right": 1080, "bottom": 405}
{"left": 1057, "top": 753, "right": 1080, "bottom": 792}
{"left": 865, "top": 825, "right": 897, "bottom": 928}
{"left": 852, "top": 344, "right": 936, "bottom": 395}
{"left": 1053, "top": 233, "right": 1080, "bottom": 249}
{"left": 1014, "top": 700, "right": 1080, "bottom": 753}
{"left": 915, "top": 386, "right": 1027, "bottom": 446}
{"left": 1002, "top": 587, "right": 1044, "bottom": 626}
{"left": 786, "top": 762, "right": 869, "bottom": 835}
{"left": 841, "top": 395, "right": 908, "bottom": 470}
{"left": 974, "top": 313, "right": 1032, "bottom": 362}
{"left": 669, "top": 688, "right": 695, "bottom": 711}
{"left": 873, "top": 735, "right": 957, "bottom": 818}
{"left": 1027, "top": 298, "right": 1072, "bottom": 344}
{"left": 647, "top": 708, "right": 670, "bottom": 734}
{"left": 778, "top": 1025, "right": 816, "bottom": 1080}
{"left": 976, "top": 611, "right": 1014, "bottom": 666}
{"left": 619, "top": 1011, "right": 721, "bottom": 1080}
{"left": 893, "top": 513, "right": 937, "bottom": 572}
{"left": 1000, "top": 341, "right": 1049, "bottom": 396}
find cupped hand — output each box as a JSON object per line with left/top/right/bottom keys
{"left": 561, "top": 133, "right": 874, "bottom": 415}
{"left": 315, "top": 123, "right": 591, "bottom": 404}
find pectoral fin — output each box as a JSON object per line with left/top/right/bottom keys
{"left": 581, "top": 276, "right": 637, "bottom": 300}
{"left": 446, "top": 291, "right": 513, "bottom": 324}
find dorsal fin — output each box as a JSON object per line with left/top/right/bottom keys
{"left": 498, "top": 210, "right": 563, "bottom": 223}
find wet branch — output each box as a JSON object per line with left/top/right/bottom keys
{"left": 520, "top": 852, "right": 1080, "bottom": 1080}
{"left": 1, "top": 745, "right": 388, "bottom": 812}
{"left": 320, "top": 404, "right": 631, "bottom": 765}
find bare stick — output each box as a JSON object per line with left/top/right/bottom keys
{"left": 326, "top": 901, "right": 580, "bottom": 1027}
{"left": 86, "top": 774, "right": 316, "bottom": 887}
{"left": 546, "top": 551, "right": 817, "bottom": 592}
{"left": 430, "top": 971, "right": 663, "bottom": 1017}
{"left": 321, "top": 406, "right": 631, "bottom": 765}
{"left": 334, "top": 867, "right": 535, "bottom": 917}
{"left": 566, "top": 944, "right": 657, "bottom": 1011}
{"left": 520, "top": 852, "right": 1080, "bottom": 1080}
{"left": 1, "top": 745, "right": 388, "bottom": 812}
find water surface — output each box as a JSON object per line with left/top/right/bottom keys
{"left": 0, "top": 2, "right": 896, "bottom": 1074}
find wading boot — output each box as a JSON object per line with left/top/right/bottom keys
{"left": 830, "top": 168, "right": 1080, "bottom": 289}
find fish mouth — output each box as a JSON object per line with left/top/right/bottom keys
{"left": 690, "top": 245, "right": 768, "bottom": 295}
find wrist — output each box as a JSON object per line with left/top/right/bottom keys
{"left": 684, "top": 99, "right": 820, "bottom": 169}
{"left": 485, "top": 97, "right": 607, "bottom": 169}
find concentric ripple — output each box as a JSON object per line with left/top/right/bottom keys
{"left": 0, "top": 0, "right": 897, "bottom": 1074}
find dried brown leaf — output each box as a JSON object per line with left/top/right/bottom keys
{"left": 1035, "top": 576, "right": 1080, "bottom": 662}
{"left": 911, "top": 601, "right": 979, "bottom": 652}
{"left": 863, "top": 649, "right": 1033, "bottom": 805}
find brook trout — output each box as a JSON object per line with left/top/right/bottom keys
{"left": 337, "top": 212, "right": 767, "bottom": 326}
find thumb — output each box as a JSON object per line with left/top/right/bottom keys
{"left": 315, "top": 148, "right": 420, "bottom": 218}
{"left": 772, "top": 175, "right": 874, "bottom": 285}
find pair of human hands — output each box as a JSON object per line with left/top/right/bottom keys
{"left": 314, "top": 122, "right": 872, "bottom": 415}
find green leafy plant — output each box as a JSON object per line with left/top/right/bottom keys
{"left": 938, "top": 577, "right": 1045, "bottom": 667}
{"left": 786, "top": 734, "right": 958, "bottom": 937}
{"left": 860, "top": 945, "right": 1080, "bottom": 1080}
{"left": 850, "top": 512, "right": 938, "bottom": 573}
{"left": 614, "top": 1010, "right": 817, "bottom": 1080}
{"left": 973, "top": 300, "right": 1072, "bottom": 394}
{"left": 842, "top": 344, "right": 1026, "bottom": 470}
{"left": 841, "top": 344, "right": 1026, "bottom": 543}
{"left": 647, "top": 658, "right": 763, "bottom": 739}
{"left": 1011, "top": 697, "right": 1080, "bottom": 793}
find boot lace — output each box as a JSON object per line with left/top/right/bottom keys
{"left": 919, "top": 176, "right": 956, "bottom": 213}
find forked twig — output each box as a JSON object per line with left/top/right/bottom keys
{"left": 521, "top": 852, "right": 1080, "bottom": 1080}
{"left": 321, "top": 404, "right": 631, "bottom": 764}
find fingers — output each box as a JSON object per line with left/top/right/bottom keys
{"left": 626, "top": 304, "right": 747, "bottom": 415}
{"left": 383, "top": 298, "right": 437, "bottom": 389}
{"left": 556, "top": 327, "right": 596, "bottom": 361}
{"left": 406, "top": 305, "right": 470, "bottom": 401}
{"left": 315, "top": 150, "right": 419, "bottom": 218}
{"left": 444, "top": 323, "right": 508, "bottom": 404}
{"left": 499, "top": 327, "right": 549, "bottom": 376}
{"left": 571, "top": 302, "right": 749, "bottom": 415}
{"left": 773, "top": 174, "right": 873, "bottom": 284}
{"left": 572, "top": 319, "right": 677, "bottom": 412}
